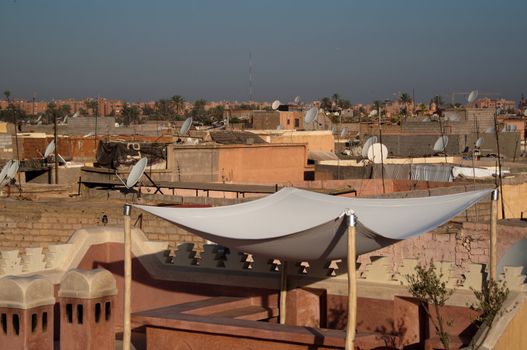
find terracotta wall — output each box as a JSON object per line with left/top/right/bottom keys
{"left": 217, "top": 144, "right": 307, "bottom": 183}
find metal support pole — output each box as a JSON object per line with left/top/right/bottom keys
{"left": 54, "top": 113, "right": 59, "bottom": 184}
{"left": 279, "top": 261, "right": 288, "bottom": 324}
{"left": 123, "top": 204, "right": 132, "bottom": 350}
{"left": 489, "top": 190, "right": 498, "bottom": 280}
{"left": 345, "top": 210, "right": 357, "bottom": 350}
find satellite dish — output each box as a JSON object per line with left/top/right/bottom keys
{"left": 304, "top": 107, "right": 317, "bottom": 124}
{"left": 485, "top": 127, "right": 495, "bottom": 134}
{"left": 272, "top": 100, "right": 281, "bottom": 110}
{"left": 0, "top": 160, "right": 13, "bottom": 186}
{"left": 57, "top": 154, "right": 67, "bottom": 165}
{"left": 433, "top": 136, "right": 449, "bottom": 153}
{"left": 422, "top": 117, "right": 431, "bottom": 122}
{"left": 83, "top": 131, "right": 95, "bottom": 138}
{"left": 294, "top": 96, "right": 301, "bottom": 104}
{"left": 367, "top": 143, "right": 388, "bottom": 164}
{"left": 340, "top": 127, "right": 348, "bottom": 138}
{"left": 368, "top": 110, "right": 378, "bottom": 117}
{"left": 497, "top": 238, "right": 527, "bottom": 275}
{"left": 361, "top": 136, "right": 378, "bottom": 158}
{"left": 126, "top": 157, "right": 148, "bottom": 189}
{"left": 44, "top": 140, "right": 55, "bottom": 158}
{"left": 5, "top": 160, "right": 20, "bottom": 182}
{"left": 180, "top": 117, "right": 193, "bottom": 135}
{"left": 467, "top": 90, "right": 478, "bottom": 103}
{"left": 475, "top": 137, "right": 484, "bottom": 148}
{"left": 115, "top": 122, "right": 120, "bottom": 127}
{"left": 72, "top": 111, "right": 80, "bottom": 118}
{"left": 524, "top": 109, "right": 527, "bottom": 117}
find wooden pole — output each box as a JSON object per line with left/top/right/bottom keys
{"left": 489, "top": 189, "right": 498, "bottom": 280}
{"left": 53, "top": 113, "right": 59, "bottom": 184}
{"left": 123, "top": 204, "right": 132, "bottom": 350}
{"left": 279, "top": 261, "right": 288, "bottom": 325}
{"left": 345, "top": 210, "right": 357, "bottom": 350}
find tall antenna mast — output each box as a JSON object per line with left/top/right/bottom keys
{"left": 248, "top": 50, "right": 253, "bottom": 101}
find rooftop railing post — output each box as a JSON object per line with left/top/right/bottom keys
{"left": 345, "top": 209, "right": 357, "bottom": 350}
{"left": 123, "top": 204, "right": 132, "bottom": 350}
{"left": 490, "top": 189, "right": 498, "bottom": 281}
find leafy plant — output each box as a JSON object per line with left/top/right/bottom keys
{"left": 405, "top": 261, "right": 453, "bottom": 350}
{"left": 469, "top": 279, "right": 509, "bottom": 349}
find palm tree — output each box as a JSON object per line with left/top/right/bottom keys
{"left": 3, "top": 90, "right": 11, "bottom": 103}
{"left": 399, "top": 92, "right": 412, "bottom": 118}
{"left": 84, "top": 99, "right": 98, "bottom": 117}
{"left": 171, "top": 95, "right": 185, "bottom": 116}
{"left": 431, "top": 95, "right": 443, "bottom": 108}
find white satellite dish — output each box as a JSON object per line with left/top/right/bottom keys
{"left": 294, "top": 96, "right": 301, "bottom": 104}
{"left": 180, "top": 117, "right": 193, "bottom": 135}
{"left": 72, "top": 111, "right": 80, "bottom": 118}
{"left": 485, "top": 127, "right": 495, "bottom": 134}
{"left": 524, "top": 109, "right": 527, "bottom": 117}
{"left": 272, "top": 100, "right": 281, "bottom": 110}
{"left": 367, "top": 143, "right": 388, "bottom": 164}
{"left": 467, "top": 90, "right": 479, "bottom": 103}
{"left": 44, "top": 140, "right": 55, "bottom": 158}
{"left": 57, "top": 154, "right": 67, "bottom": 166}
{"left": 83, "top": 131, "right": 95, "bottom": 138}
{"left": 126, "top": 157, "right": 148, "bottom": 189}
{"left": 433, "top": 136, "right": 449, "bottom": 153}
{"left": 340, "top": 127, "right": 349, "bottom": 138}
{"left": 361, "top": 136, "right": 378, "bottom": 158}
{"left": 304, "top": 107, "right": 317, "bottom": 124}
{"left": 5, "top": 160, "right": 19, "bottom": 182}
{"left": 368, "top": 110, "right": 378, "bottom": 117}
{"left": 475, "top": 137, "right": 484, "bottom": 148}
{"left": 115, "top": 122, "right": 120, "bottom": 127}
{"left": 422, "top": 117, "right": 431, "bottom": 122}
{"left": 0, "top": 160, "right": 13, "bottom": 186}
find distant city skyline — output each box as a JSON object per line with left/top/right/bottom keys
{"left": 1, "top": 0, "right": 526, "bottom": 104}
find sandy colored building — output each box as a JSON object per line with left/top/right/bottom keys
{"left": 167, "top": 143, "right": 311, "bottom": 183}
{"left": 250, "top": 130, "right": 335, "bottom": 154}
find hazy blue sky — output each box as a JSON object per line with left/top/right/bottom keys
{"left": 1, "top": 0, "right": 526, "bottom": 103}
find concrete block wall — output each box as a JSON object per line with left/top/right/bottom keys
{"left": 0, "top": 198, "right": 205, "bottom": 252}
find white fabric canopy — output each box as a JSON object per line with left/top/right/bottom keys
{"left": 135, "top": 188, "right": 492, "bottom": 261}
